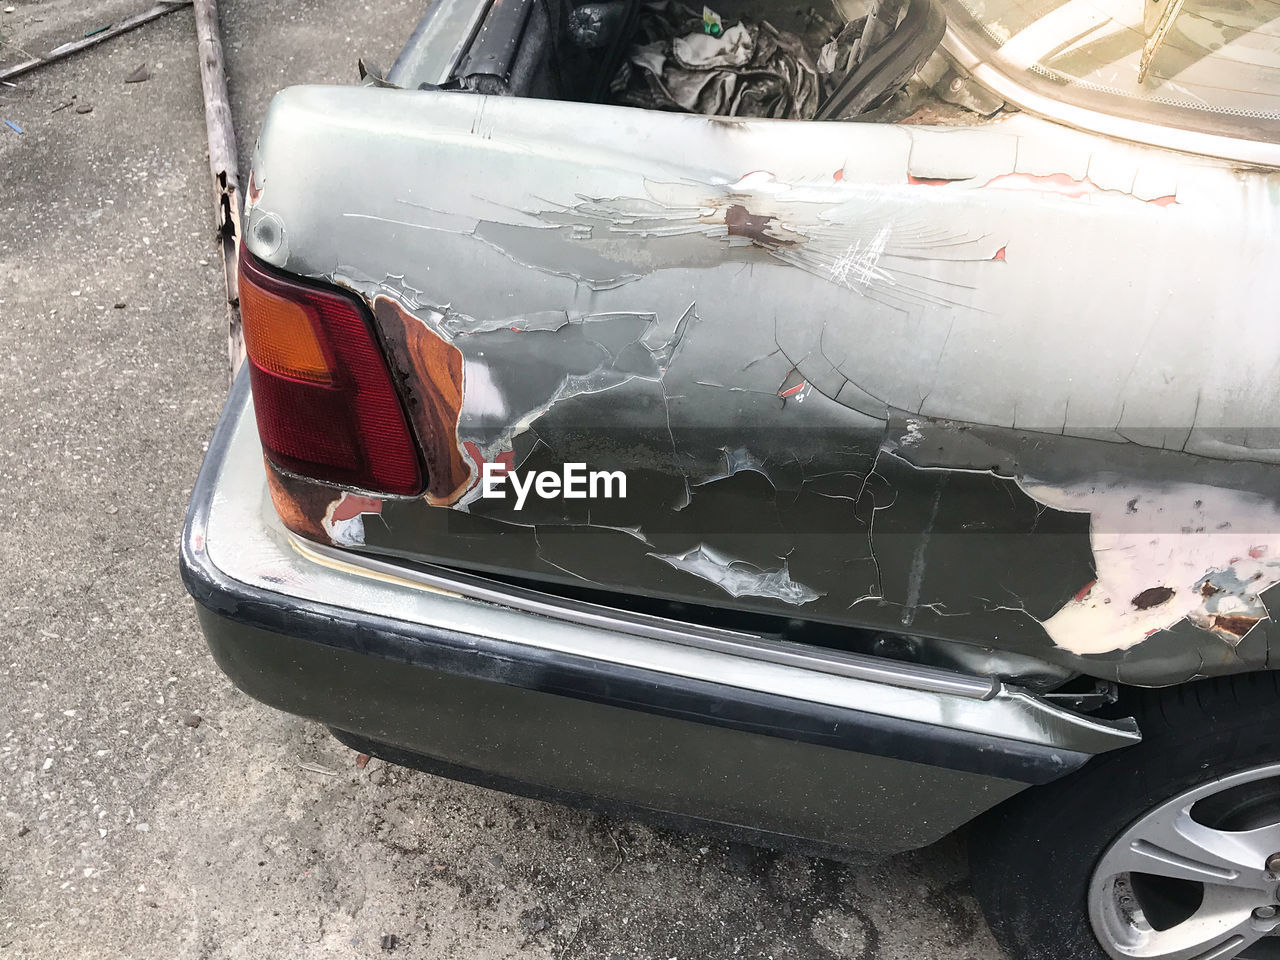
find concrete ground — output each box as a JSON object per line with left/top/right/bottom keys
{"left": 0, "top": 2, "right": 1007, "bottom": 957}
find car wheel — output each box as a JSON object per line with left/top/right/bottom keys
{"left": 970, "top": 673, "right": 1280, "bottom": 960}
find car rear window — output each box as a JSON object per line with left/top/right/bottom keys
{"left": 947, "top": 0, "right": 1280, "bottom": 142}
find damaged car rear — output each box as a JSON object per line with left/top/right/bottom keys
{"left": 180, "top": 1, "right": 1280, "bottom": 957}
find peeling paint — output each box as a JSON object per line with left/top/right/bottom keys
{"left": 650, "top": 545, "right": 822, "bottom": 605}
{"left": 1021, "top": 480, "right": 1280, "bottom": 654}
{"left": 243, "top": 88, "right": 1280, "bottom": 689}
{"left": 323, "top": 493, "right": 383, "bottom": 546}
{"left": 264, "top": 458, "right": 329, "bottom": 544}
{"left": 374, "top": 296, "right": 472, "bottom": 505}
{"left": 692, "top": 447, "right": 771, "bottom": 486}
{"left": 246, "top": 169, "right": 263, "bottom": 209}
{"left": 984, "top": 172, "right": 1178, "bottom": 206}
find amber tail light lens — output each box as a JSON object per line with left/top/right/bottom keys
{"left": 238, "top": 247, "right": 423, "bottom": 496}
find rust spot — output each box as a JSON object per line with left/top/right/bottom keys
{"left": 1073, "top": 580, "right": 1096, "bottom": 603}
{"left": 1200, "top": 580, "right": 1222, "bottom": 598}
{"left": 264, "top": 457, "right": 331, "bottom": 543}
{"left": 990, "top": 245, "right": 1007, "bottom": 262}
{"left": 725, "top": 204, "right": 793, "bottom": 248}
{"left": 1132, "top": 585, "right": 1176, "bottom": 609}
{"left": 374, "top": 297, "right": 473, "bottom": 506}
{"left": 247, "top": 170, "right": 262, "bottom": 205}
{"left": 833, "top": 168, "right": 844, "bottom": 182}
{"left": 1210, "top": 615, "right": 1260, "bottom": 639}
{"left": 907, "top": 175, "right": 959, "bottom": 186}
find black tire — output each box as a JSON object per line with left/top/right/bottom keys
{"left": 970, "top": 672, "right": 1280, "bottom": 960}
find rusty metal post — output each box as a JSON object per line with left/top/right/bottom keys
{"left": 193, "top": 0, "right": 244, "bottom": 375}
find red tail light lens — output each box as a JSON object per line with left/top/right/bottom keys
{"left": 238, "top": 247, "right": 423, "bottom": 496}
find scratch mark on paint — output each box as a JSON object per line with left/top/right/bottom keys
{"left": 901, "top": 477, "right": 947, "bottom": 627}
{"left": 828, "top": 225, "right": 893, "bottom": 292}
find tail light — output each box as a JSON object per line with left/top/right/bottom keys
{"left": 238, "top": 247, "right": 423, "bottom": 496}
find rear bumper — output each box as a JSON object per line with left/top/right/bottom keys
{"left": 181, "top": 375, "right": 1140, "bottom": 859}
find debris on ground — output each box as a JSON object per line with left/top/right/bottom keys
{"left": 379, "top": 933, "right": 399, "bottom": 952}
{"left": 0, "top": 2, "right": 192, "bottom": 84}
{"left": 611, "top": 2, "right": 820, "bottom": 118}
{"left": 3, "top": 118, "right": 22, "bottom": 132}
{"left": 518, "top": 906, "right": 552, "bottom": 935}
{"left": 355, "top": 752, "right": 371, "bottom": 769}
{"left": 76, "top": 101, "right": 94, "bottom": 114}
{"left": 182, "top": 713, "right": 202, "bottom": 728}
{"left": 125, "top": 63, "right": 151, "bottom": 83}
{"left": 297, "top": 761, "right": 339, "bottom": 777}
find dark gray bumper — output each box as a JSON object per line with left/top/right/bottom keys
{"left": 180, "top": 376, "right": 1139, "bottom": 859}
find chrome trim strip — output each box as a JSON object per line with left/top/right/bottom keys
{"left": 200, "top": 387, "right": 1140, "bottom": 756}
{"left": 942, "top": 27, "right": 1280, "bottom": 168}
{"left": 294, "top": 535, "right": 1002, "bottom": 701}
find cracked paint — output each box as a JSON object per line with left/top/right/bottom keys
{"left": 984, "top": 172, "right": 1178, "bottom": 206}
{"left": 828, "top": 225, "right": 893, "bottom": 292}
{"left": 241, "top": 87, "right": 1280, "bottom": 688}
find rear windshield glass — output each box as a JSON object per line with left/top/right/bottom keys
{"left": 947, "top": 0, "right": 1280, "bottom": 142}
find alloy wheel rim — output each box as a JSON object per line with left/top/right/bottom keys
{"left": 1090, "top": 763, "right": 1280, "bottom": 960}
